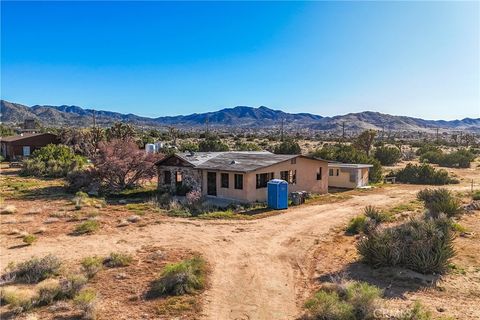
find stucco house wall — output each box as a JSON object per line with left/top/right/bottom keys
{"left": 200, "top": 157, "right": 328, "bottom": 203}
{"left": 328, "top": 165, "right": 370, "bottom": 188}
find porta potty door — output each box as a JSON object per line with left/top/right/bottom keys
{"left": 277, "top": 182, "right": 288, "bottom": 209}
{"left": 267, "top": 182, "right": 277, "bottom": 209}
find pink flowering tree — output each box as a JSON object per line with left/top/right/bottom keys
{"left": 93, "top": 139, "right": 162, "bottom": 192}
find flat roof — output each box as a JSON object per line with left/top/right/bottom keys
{"left": 328, "top": 162, "right": 373, "bottom": 169}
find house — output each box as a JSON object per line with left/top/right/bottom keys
{"left": 327, "top": 163, "right": 373, "bottom": 189}
{"left": 0, "top": 133, "right": 59, "bottom": 161}
{"left": 155, "top": 151, "right": 329, "bottom": 203}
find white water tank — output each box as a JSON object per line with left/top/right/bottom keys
{"left": 145, "top": 143, "right": 156, "bottom": 153}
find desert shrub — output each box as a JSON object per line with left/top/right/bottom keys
{"left": 6, "top": 255, "right": 61, "bottom": 283}
{"left": 178, "top": 141, "right": 199, "bottom": 152}
{"left": 346, "top": 207, "right": 390, "bottom": 235}
{"left": 81, "top": 256, "right": 104, "bottom": 278}
{"left": 346, "top": 215, "right": 367, "bottom": 235}
{"left": 416, "top": 144, "right": 441, "bottom": 156}
{"left": 391, "top": 163, "right": 456, "bottom": 185}
{"left": 66, "top": 169, "right": 97, "bottom": 193}
{"left": 59, "top": 274, "right": 88, "bottom": 299}
{"left": 0, "top": 287, "right": 37, "bottom": 312}
{"left": 357, "top": 217, "right": 455, "bottom": 274}
{"left": 417, "top": 189, "right": 461, "bottom": 217}
{"left": 304, "top": 280, "right": 382, "bottom": 320}
{"left": 273, "top": 140, "right": 301, "bottom": 155}
{"left": 103, "top": 252, "right": 133, "bottom": 268}
{"left": 420, "top": 148, "right": 474, "bottom": 168}
{"left": 374, "top": 146, "right": 401, "bottom": 166}
{"left": 363, "top": 206, "right": 392, "bottom": 223}
{"left": 74, "top": 288, "right": 98, "bottom": 320}
{"left": 344, "top": 281, "right": 382, "bottom": 319}
{"left": 37, "top": 279, "right": 62, "bottom": 305}
{"left": 234, "top": 141, "right": 262, "bottom": 151}
{"left": 148, "top": 256, "right": 206, "bottom": 297}
{"left": 74, "top": 220, "right": 100, "bottom": 235}
{"left": 398, "top": 301, "right": 432, "bottom": 320}
{"left": 304, "top": 290, "right": 354, "bottom": 320}
{"left": 198, "top": 135, "right": 229, "bottom": 152}
{"left": 21, "top": 144, "right": 86, "bottom": 178}
{"left": 22, "top": 234, "right": 37, "bottom": 245}
{"left": 472, "top": 190, "right": 480, "bottom": 200}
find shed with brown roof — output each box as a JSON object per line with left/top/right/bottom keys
{"left": 0, "top": 133, "right": 59, "bottom": 161}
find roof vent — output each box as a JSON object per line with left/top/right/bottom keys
{"left": 230, "top": 160, "right": 237, "bottom": 165}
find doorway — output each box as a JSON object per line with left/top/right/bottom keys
{"left": 207, "top": 172, "right": 217, "bottom": 196}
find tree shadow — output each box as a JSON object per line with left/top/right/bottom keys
{"left": 315, "top": 261, "right": 441, "bottom": 299}
{"left": 16, "top": 185, "right": 71, "bottom": 201}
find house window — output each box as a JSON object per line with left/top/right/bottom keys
{"left": 281, "top": 170, "right": 295, "bottom": 184}
{"left": 336, "top": 169, "right": 340, "bottom": 176}
{"left": 175, "top": 171, "right": 183, "bottom": 185}
{"left": 164, "top": 171, "right": 171, "bottom": 185}
{"left": 291, "top": 158, "right": 296, "bottom": 164}
{"left": 221, "top": 173, "right": 229, "bottom": 188}
{"left": 316, "top": 167, "right": 322, "bottom": 180}
{"left": 329, "top": 168, "right": 334, "bottom": 176}
{"left": 234, "top": 174, "right": 243, "bottom": 190}
{"left": 256, "top": 172, "right": 274, "bottom": 189}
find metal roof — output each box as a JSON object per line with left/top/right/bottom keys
{"left": 328, "top": 162, "right": 373, "bottom": 169}
{"left": 0, "top": 133, "right": 56, "bottom": 143}
{"left": 158, "top": 151, "right": 326, "bottom": 172}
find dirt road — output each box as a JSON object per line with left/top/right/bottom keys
{"left": 2, "top": 183, "right": 438, "bottom": 320}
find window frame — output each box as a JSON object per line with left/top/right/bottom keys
{"left": 316, "top": 167, "right": 322, "bottom": 180}
{"left": 256, "top": 172, "right": 274, "bottom": 189}
{"left": 234, "top": 174, "right": 243, "bottom": 190}
{"left": 221, "top": 173, "right": 229, "bottom": 188}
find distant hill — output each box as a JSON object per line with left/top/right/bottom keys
{"left": 1, "top": 100, "right": 479, "bottom": 132}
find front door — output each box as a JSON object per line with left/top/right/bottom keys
{"left": 207, "top": 172, "right": 217, "bottom": 196}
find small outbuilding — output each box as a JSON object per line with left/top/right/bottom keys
{"left": 327, "top": 163, "right": 373, "bottom": 189}
{"left": 0, "top": 133, "right": 59, "bottom": 161}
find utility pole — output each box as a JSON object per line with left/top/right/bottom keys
{"left": 205, "top": 115, "right": 209, "bottom": 135}
{"left": 341, "top": 121, "right": 346, "bottom": 141}
{"left": 92, "top": 110, "right": 96, "bottom": 128}
{"left": 280, "top": 118, "right": 285, "bottom": 142}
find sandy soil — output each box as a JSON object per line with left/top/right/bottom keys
{"left": 1, "top": 163, "right": 479, "bottom": 319}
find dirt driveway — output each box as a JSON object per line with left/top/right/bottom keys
{"left": 1, "top": 172, "right": 477, "bottom": 319}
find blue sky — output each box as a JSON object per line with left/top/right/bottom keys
{"left": 1, "top": 1, "right": 479, "bottom": 120}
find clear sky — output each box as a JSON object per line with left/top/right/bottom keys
{"left": 1, "top": 1, "right": 479, "bottom": 120}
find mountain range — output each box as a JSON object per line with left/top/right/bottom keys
{"left": 1, "top": 100, "right": 479, "bottom": 133}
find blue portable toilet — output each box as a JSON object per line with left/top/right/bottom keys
{"left": 267, "top": 179, "right": 288, "bottom": 210}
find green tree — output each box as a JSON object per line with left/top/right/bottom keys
{"left": 374, "top": 146, "right": 401, "bottom": 166}
{"left": 198, "top": 136, "right": 229, "bottom": 152}
{"left": 21, "top": 144, "right": 86, "bottom": 178}
{"left": 106, "top": 122, "right": 136, "bottom": 141}
{"left": 354, "top": 130, "right": 377, "bottom": 156}
{"left": 234, "top": 141, "right": 261, "bottom": 151}
{"left": 273, "top": 140, "right": 301, "bottom": 154}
